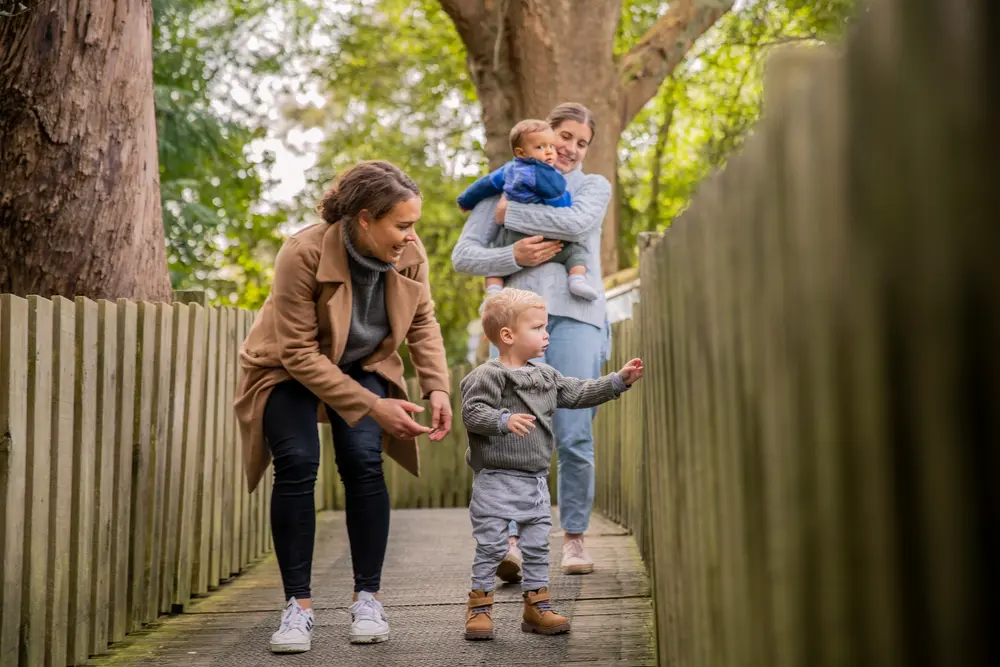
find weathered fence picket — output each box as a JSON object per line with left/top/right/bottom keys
{"left": 110, "top": 300, "right": 137, "bottom": 644}
{"left": 22, "top": 296, "right": 52, "bottom": 667}
{"left": 67, "top": 297, "right": 96, "bottom": 666}
{"left": 1, "top": 295, "right": 28, "bottom": 667}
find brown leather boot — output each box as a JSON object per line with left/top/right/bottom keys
{"left": 521, "top": 588, "right": 570, "bottom": 635}
{"left": 465, "top": 590, "right": 495, "bottom": 640}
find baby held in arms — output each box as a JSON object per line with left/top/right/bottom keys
{"left": 456, "top": 119, "right": 599, "bottom": 303}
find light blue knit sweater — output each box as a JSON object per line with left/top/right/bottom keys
{"left": 450, "top": 166, "right": 612, "bottom": 329}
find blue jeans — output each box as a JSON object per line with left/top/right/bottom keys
{"left": 491, "top": 315, "right": 608, "bottom": 536}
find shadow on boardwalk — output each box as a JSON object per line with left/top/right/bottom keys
{"left": 87, "top": 508, "right": 655, "bottom": 666}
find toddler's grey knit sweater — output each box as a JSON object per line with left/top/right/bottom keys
{"left": 460, "top": 359, "right": 627, "bottom": 474}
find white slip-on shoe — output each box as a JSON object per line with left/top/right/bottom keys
{"left": 270, "top": 597, "right": 314, "bottom": 653}
{"left": 561, "top": 536, "right": 594, "bottom": 574}
{"left": 350, "top": 591, "right": 390, "bottom": 644}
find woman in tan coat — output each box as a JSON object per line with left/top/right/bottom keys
{"left": 234, "top": 161, "right": 451, "bottom": 653}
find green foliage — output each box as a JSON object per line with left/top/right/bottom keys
{"left": 615, "top": 0, "right": 670, "bottom": 57}
{"left": 782, "top": 0, "right": 860, "bottom": 37}
{"left": 616, "top": 0, "right": 855, "bottom": 267}
{"left": 153, "top": 0, "right": 302, "bottom": 308}
{"left": 152, "top": 0, "right": 858, "bottom": 361}
{"left": 289, "top": 0, "right": 486, "bottom": 364}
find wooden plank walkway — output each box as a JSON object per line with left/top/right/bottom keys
{"left": 87, "top": 508, "right": 655, "bottom": 666}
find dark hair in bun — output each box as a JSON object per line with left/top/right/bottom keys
{"left": 319, "top": 160, "right": 420, "bottom": 234}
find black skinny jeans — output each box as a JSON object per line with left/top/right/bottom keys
{"left": 263, "top": 370, "right": 389, "bottom": 599}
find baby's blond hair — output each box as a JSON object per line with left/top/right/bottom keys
{"left": 481, "top": 288, "right": 547, "bottom": 345}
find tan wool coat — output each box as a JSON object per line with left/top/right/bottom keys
{"left": 233, "top": 221, "right": 450, "bottom": 492}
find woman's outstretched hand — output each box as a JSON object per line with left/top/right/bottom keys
{"left": 426, "top": 390, "right": 452, "bottom": 441}
{"left": 369, "top": 398, "right": 430, "bottom": 439}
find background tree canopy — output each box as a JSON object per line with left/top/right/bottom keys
{"left": 155, "top": 0, "right": 857, "bottom": 364}
{"left": 153, "top": 0, "right": 303, "bottom": 309}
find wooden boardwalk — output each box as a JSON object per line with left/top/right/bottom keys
{"left": 87, "top": 508, "right": 655, "bottom": 666}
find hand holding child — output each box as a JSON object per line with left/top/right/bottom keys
{"left": 618, "top": 358, "right": 644, "bottom": 386}
{"left": 506, "top": 413, "right": 536, "bottom": 437}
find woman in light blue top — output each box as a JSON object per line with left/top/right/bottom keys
{"left": 451, "top": 102, "right": 612, "bottom": 577}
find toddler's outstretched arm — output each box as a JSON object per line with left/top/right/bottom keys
{"left": 554, "top": 370, "right": 628, "bottom": 410}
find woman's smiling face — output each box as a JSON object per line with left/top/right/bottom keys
{"left": 359, "top": 196, "right": 421, "bottom": 264}
{"left": 551, "top": 120, "right": 593, "bottom": 173}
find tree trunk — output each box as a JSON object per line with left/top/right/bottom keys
{"left": 0, "top": 0, "right": 171, "bottom": 302}
{"left": 440, "top": 0, "right": 734, "bottom": 274}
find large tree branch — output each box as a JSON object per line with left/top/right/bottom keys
{"left": 618, "top": 0, "right": 736, "bottom": 126}
{"left": 436, "top": 0, "right": 482, "bottom": 34}
{"left": 726, "top": 34, "right": 823, "bottom": 48}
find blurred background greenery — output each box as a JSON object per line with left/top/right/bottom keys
{"left": 157, "top": 0, "right": 857, "bottom": 364}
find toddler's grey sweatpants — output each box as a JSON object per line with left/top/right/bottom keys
{"left": 469, "top": 469, "right": 552, "bottom": 592}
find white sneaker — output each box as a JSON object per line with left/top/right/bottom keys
{"left": 350, "top": 591, "right": 390, "bottom": 644}
{"left": 561, "top": 536, "right": 594, "bottom": 574}
{"left": 270, "top": 597, "right": 314, "bottom": 653}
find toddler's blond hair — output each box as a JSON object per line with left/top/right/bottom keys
{"left": 481, "top": 288, "right": 547, "bottom": 345}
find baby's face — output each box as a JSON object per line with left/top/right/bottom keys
{"left": 509, "top": 306, "right": 549, "bottom": 360}
{"left": 516, "top": 129, "right": 558, "bottom": 165}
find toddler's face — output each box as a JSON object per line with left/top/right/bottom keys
{"left": 509, "top": 306, "right": 549, "bottom": 360}
{"left": 516, "top": 129, "right": 558, "bottom": 165}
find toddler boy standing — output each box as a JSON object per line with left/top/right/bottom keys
{"left": 459, "top": 288, "right": 643, "bottom": 639}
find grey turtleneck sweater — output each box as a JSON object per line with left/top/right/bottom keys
{"left": 339, "top": 226, "right": 393, "bottom": 368}
{"left": 460, "top": 360, "right": 628, "bottom": 474}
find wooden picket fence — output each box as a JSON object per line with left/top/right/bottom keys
{"left": 0, "top": 291, "right": 486, "bottom": 666}
{"left": 590, "top": 1, "right": 994, "bottom": 663}
{"left": 0, "top": 294, "right": 268, "bottom": 666}
{"left": 592, "top": 314, "right": 650, "bottom": 562}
